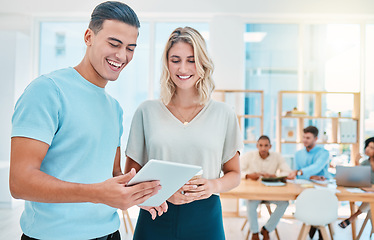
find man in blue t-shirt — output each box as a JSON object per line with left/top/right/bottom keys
{"left": 288, "top": 126, "right": 330, "bottom": 180}
{"left": 10, "top": 2, "right": 166, "bottom": 240}
{"left": 287, "top": 125, "right": 330, "bottom": 240}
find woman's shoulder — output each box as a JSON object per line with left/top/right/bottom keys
{"left": 136, "top": 99, "right": 163, "bottom": 111}
{"left": 209, "top": 99, "right": 236, "bottom": 114}
{"left": 360, "top": 159, "right": 370, "bottom": 166}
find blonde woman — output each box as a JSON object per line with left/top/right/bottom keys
{"left": 125, "top": 26, "right": 243, "bottom": 239}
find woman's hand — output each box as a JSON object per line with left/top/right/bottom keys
{"left": 185, "top": 178, "right": 217, "bottom": 201}
{"left": 167, "top": 184, "right": 199, "bottom": 205}
{"left": 169, "top": 152, "right": 240, "bottom": 205}
{"left": 354, "top": 153, "right": 363, "bottom": 166}
{"left": 140, "top": 201, "right": 168, "bottom": 220}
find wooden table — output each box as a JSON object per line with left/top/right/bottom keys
{"left": 221, "top": 180, "right": 374, "bottom": 240}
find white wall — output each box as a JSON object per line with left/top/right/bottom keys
{"left": 1, "top": 0, "right": 374, "bottom": 87}
{"left": 2, "top": 0, "right": 374, "bottom": 15}
{"left": 0, "top": 31, "right": 30, "bottom": 160}
{"left": 0, "top": 31, "right": 30, "bottom": 208}
{"left": 210, "top": 15, "right": 245, "bottom": 90}
{"left": 0, "top": 31, "right": 17, "bottom": 162}
{"left": 0, "top": 14, "right": 32, "bottom": 35}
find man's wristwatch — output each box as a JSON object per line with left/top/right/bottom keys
{"left": 297, "top": 170, "right": 303, "bottom": 176}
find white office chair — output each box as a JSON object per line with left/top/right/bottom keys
{"left": 122, "top": 210, "right": 134, "bottom": 234}
{"left": 294, "top": 188, "right": 338, "bottom": 240}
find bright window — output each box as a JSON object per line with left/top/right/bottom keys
{"left": 244, "top": 23, "right": 361, "bottom": 162}
{"left": 244, "top": 23, "right": 299, "bottom": 152}
{"left": 365, "top": 24, "right": 374, "bottom": 139}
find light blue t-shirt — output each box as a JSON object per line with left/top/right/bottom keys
{"left": 12, "top": 67, "right": 123, "bottom": 240}
{"left": 294, "top": 146, "right": 331, "bottom": 179}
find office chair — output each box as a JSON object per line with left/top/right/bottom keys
{"left": 294, "top": 188, "right": 338, "bottom": 240}
{"left": 122, "top": 210, "right": 134, "bottom": 234}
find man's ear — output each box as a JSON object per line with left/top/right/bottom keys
{"left": 84, "top": 28, "right": 94, "bottom": 46}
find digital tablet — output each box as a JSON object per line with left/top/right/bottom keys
{"left": 127, "top": 159, "right": 202, "bottom": 207}
{"left": 261, "top": 181, "right": 286, "bottom": 187}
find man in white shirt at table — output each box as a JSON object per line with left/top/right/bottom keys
{"left": 241, "top": 135, "right": 292, "bottom": 240}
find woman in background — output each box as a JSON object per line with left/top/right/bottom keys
{"left": 339, "top": 137, "right": 374, "bottom": 228}
{"left": 125, "top": 26, "right": 243, "bottom": 239}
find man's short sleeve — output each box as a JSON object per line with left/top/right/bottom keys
{"left": 12, "top": 76, "right": 61, "bottom": 145}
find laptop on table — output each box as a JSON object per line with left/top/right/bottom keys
{"left": 336, "top": 166, "right": 372, "bottom": 188}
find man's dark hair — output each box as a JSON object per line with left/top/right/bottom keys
{"left": 258, "top": 135, "right": 271, "bottom": 144}
{"left": 364, "top": 137, "right": 374, "bottom": 150}
{"left": 303, "top": 126, "right": 319, "bottom": 138}
{"left": 89, "top": 1, "right": 140, "bottom": 34}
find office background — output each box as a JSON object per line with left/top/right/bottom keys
{"left": 1, "top": 0, "right": 374, "bottom": 207}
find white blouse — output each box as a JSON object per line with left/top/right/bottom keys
{"left": 125, "top": 99, "right": 243, "bottom": 179}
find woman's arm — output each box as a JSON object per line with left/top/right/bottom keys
{"left": 124, "top": 156, "right": 142, "bottom": 173}
{"left": 112, "top": 147, "right": 123, "bottom": 177}
{"left": 215, "top": 152, "right": 241, "bottom": 192}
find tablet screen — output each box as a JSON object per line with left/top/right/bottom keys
{"left": 127, "top": 159, "right": 202, "bottom": 206}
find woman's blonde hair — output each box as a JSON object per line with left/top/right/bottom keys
{"left": 160, "top": 26, "right": 215, "bottom": 105}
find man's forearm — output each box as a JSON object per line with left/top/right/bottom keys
{"left": 10, "top": 168, "right": 101, "bottom": 203}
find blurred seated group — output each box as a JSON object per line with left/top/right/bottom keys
{"left": 240, "top": 126, "right": 374, "bottom": 240}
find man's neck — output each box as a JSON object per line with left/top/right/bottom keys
{"left": 74, "top": 57, "right": 108, "bottom": 88}
{"left": 306, "top": 144, "right": 316, "bottom": 152}
{"left": 259, "top": 151, "right": 269, "bottom": 159}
